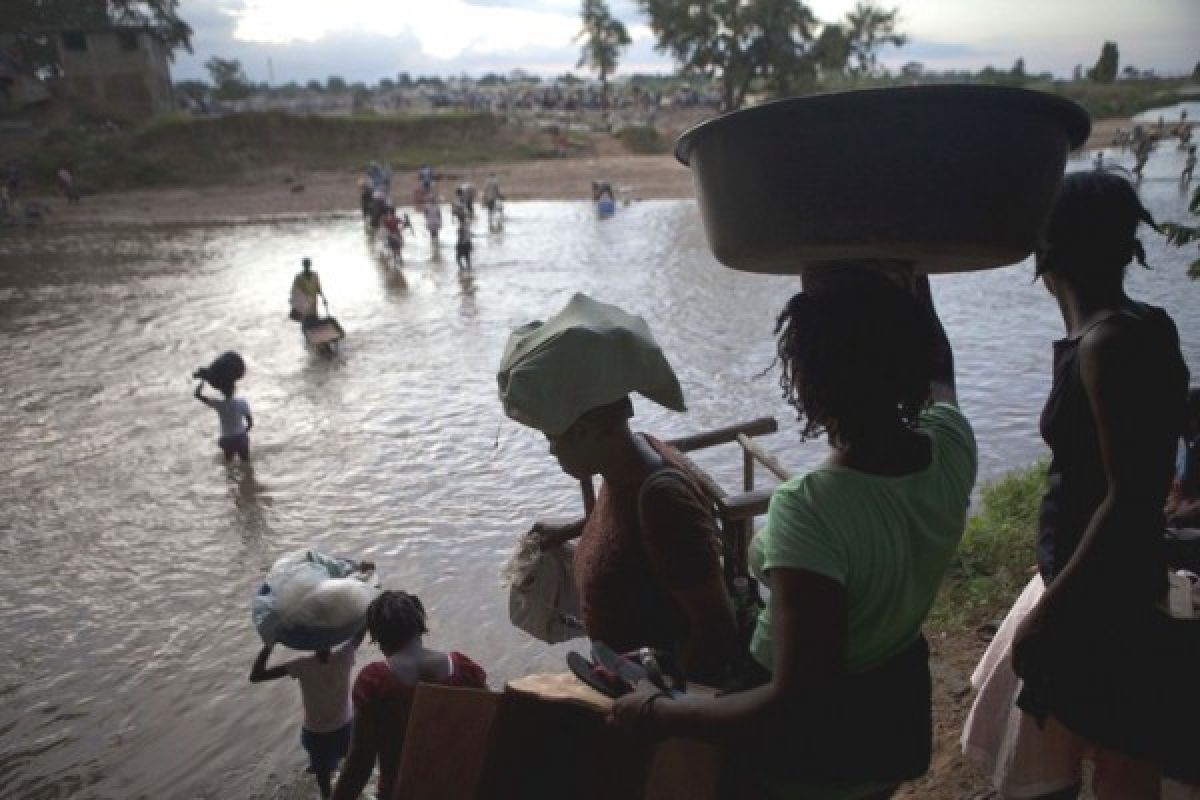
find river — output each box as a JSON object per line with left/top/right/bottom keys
{"left": 1, "top": 143, "right": 1198, "bottom": 798}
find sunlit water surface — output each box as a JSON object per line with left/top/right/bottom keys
{"left": 1, "top": 146, "right": 1198, "bottom": 799}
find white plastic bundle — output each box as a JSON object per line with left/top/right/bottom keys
{"left": 253, "top": 549, "right": 381, "bottom": 650}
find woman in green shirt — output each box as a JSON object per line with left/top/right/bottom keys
{"left": 611, "top": 266, "right": 977, "bottom": 799}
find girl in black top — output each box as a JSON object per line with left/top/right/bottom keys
{"left": 1014, "top": 170, "right": 1196, "bottom": 789}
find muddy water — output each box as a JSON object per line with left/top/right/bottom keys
{"left": 1, "top": 148, "right": 1198, "bottom": 799}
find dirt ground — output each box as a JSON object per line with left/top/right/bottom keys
{"left": 25, "top": 117, "right": 1127, "bottom": 228}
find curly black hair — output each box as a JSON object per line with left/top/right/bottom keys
{"left": 773, "top": 271, "right": 937, "bottom": 449}
{"left": 1035, "top": 169, "right": 1157, "bottom": 280}
{"left": 366, "top": 590, "right": 428, "bottom": 654}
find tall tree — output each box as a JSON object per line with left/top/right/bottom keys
{"left": 204, "top": 57, "right": 250, "bottom": 100}
{"left": 1087, "top": 41, "right": 1119, "bottom": 83}
{"left": 843, "top": 3, "right": 906, "bottom": 76}
{"left": 3, "top": 0, "right": 192, "bottom": 76}
{"left": 636, "top": 0, "right": 818, "bottom": 111}
{"left": 576, "top": 0, "right": 631, "bottom": 109}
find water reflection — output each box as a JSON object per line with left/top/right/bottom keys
{"left": 0, "top": 149, "right": 1197, "bottom": 798}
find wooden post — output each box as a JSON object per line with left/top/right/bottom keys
{"left": 743, "top": 448, "right": 754, "bottom": 493}
{"left": 736, "top": 433, "right": 793, "bottom": 483}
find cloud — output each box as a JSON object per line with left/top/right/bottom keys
{"left": 229, "top": 0, "right": 580, "bottom": 60}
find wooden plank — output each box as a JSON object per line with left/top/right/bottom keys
{"left": 720, "top": 488, "right": 775, "bottom": 521}
{"left": 667, "top": 417, "right": 778, "bottom": 453}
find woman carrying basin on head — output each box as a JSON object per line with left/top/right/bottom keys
{"left": 498, "top": 293, "right": 740, "bottom": 686}
{"left": 610, "top": 266, "right": 976, "bottom": 800}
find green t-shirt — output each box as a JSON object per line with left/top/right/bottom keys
{"left": 746, "top": 403, "right": 975, "bottom": 799}
{"left": 750, "top": 403, "right": 977, "bottom": 674}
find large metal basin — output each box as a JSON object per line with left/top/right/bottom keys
{"left": 675, "top": 86, "right": 1091, "bottom": 274}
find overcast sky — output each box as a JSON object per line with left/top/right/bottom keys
{"left": 172, "top": 0, "right": 1200, "bottom": 85}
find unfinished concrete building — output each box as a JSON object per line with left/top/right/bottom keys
{"left": 55, "top": 28, "right": 173, "bottom": 120}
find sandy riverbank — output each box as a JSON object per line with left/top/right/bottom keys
{"left": 17, "top": 117, "right": 1128, "bottom": 228}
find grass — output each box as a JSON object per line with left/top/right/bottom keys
{"left": 927, "top": 461, "right": 1047, "bottom": 633}
{"left": 617, "top": 124, "right": 669, "bottom": 155}
{"left": 28, "top": 111, "right": 559, "bottom": 193}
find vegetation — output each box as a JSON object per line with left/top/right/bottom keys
{"left": 616, "top": 125, "right": 667, "bottom": 154}
{"left": 1088, "top": 41, "right": 1120, "bottom": 84}
{"left": 204, "top": 57, "right": 252, "bottom": 101}
{"left": 634, "top": 0, "right": 905, "bottom": 110}
{"left": 27, "top": 112, "right": 559, "bottom": 192}
{"left": 928, "top": 462, "right": 1047, "bottom": 632}
{"left": 3, "top": 0, "right": 192, "bottom": 76}
{"left": 576, "top": 0, "right": 632, "bottom": 109}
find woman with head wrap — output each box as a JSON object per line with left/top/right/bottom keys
{"left": 498, "top": 293, "right": 739, "bottom": 685}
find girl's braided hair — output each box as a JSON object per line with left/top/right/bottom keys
{"left": 772, "top": 270, "right": 936, "bottom": 449}
{"left": 366, "top": 590, "right": 428, "bottom": 653}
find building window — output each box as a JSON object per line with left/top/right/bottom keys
{"left": 118, "top": 31, "right": 139, "bottom": 52}
{"left": 62, "top": 31, "right": 87, "bottom": 51}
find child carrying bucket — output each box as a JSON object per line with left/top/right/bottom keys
{"left": 192, "top": 351, "right": 252, "bottom": 462}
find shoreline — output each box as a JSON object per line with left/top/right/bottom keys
{"left": 9, "top": 116, "right": 1129, "bottom": 229}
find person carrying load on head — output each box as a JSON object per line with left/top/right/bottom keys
{"left": 497, "top": 292, "right": 740, "bottom": 686}
{"left": 291, "top": 257, "right": 327, "bottom": 325}
{"left": 608, "top": 266, "right": 975, "bottom": 800}
{"left": 193, "top": 352, "right": 253, "bottom": 462}
{"left": 250, "top": 555, "right": 372, "bottom": 800}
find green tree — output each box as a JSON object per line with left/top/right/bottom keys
{"left": 204, "top": 57, "right": 250, "bottom": 100}
{"left": 636, "top": 0, "right": 818, "bottom": 110}
{"left": 576, "top": 0, "right": 631, "bottom": 109}
{"left": 305, "top": 79, "right": 323, "bottom": 92}
{"left": 1011, "top": 57, "right": 1026, "bottom": 79}
{"left": 378, "top": 77, "right": 396, "bottom": 90}
{"left": 1193, "top": 61, "right": 1200, "bottom": 81}
{"left": 812, "top": 23, "right": 851, "bottom": 75}
{"left": 326, "top": 75, "right": 348, "bottom": 92}
{"left": 843, "top": 3, "right": 906, "bottom": 76}
{"left": 3, "top": 0, "right": 192, "bottom": 76}
{"left": 1087, "top": 41, "right": 1118, "bottom": 83}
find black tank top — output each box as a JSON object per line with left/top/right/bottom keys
{"left": 1037, "top": 303, "right": 1189, "bottom": 605}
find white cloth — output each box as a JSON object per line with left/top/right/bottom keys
{"left": 961, "top": 574, "right": 1093, "bottom": 798}
{"left": 211, "top": 396, "right": 250, "bottom": 438}
{"left": 287, "top": 639, "right": 357, "bottom": 732}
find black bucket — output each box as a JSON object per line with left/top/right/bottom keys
{"left": 194, "top": 351, "right": 245, "bottom": 395}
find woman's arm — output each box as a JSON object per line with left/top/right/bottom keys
{"left": 611, "top": 567, "right": 847, "bottom": 742}
{"left": 331, "top": 708, "right": 378, "bottom": 800}
{"left": 912, "top": 276, "right": 957, "bottom": 407}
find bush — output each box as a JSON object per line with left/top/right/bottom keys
{"left": 617, "top": 125, "right": 667, "bottom": 155}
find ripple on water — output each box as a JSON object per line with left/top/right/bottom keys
{"left": 1, "top": 170, "right": 1199, "bottom": 797}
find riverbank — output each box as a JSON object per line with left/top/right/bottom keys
{"left": 11, "top": 115, "right": 1130, "bottom": 228}
{"left": 19, "top": 153, "right": 696, "bottom": 227}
